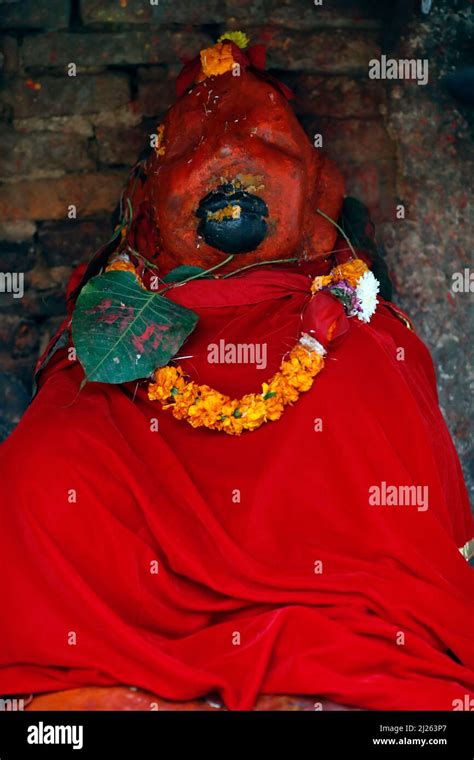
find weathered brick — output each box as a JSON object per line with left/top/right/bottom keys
{"left": 29, "top": 264, "right": 72, "bottom": 292}
{"left": 0, "top": 315, "right": 22, "bottom": 354}
{"left": 13, "top": 114, "right": 95, "bottom": 137}
{"left": 263, "top": 0, "right": 382, "bottom": 30}
{"left": 0, "top": 130, "right": 95, "bottom": 179}
{"left": 0, "top": 170, "right": 127, "bottom": 221}
{"left": 0, "top": 238, "right": 36, "bottom": 271}
{"left": 0, "top": 282, "right": 29, "bottom": 315}
{"left": 254, "top": 28, "right": 380, "bottom": 73}
{"left": 1, "top": 284, "right": 67, "bottom": 318}
{"left": 11, "top": 318, "right": 39, "bottom": 358}
{"left": 0, "top": 312, "right": 39, "bottom": 358}
{"left": 1, "top": 74, "right": 131, "bottom": 119}
{"left": 38, "top": 218, "right": 112, "bottom": 267}
{"left": 0, "top": 265, "right": 72, "bottom": 320}
{"left": 38, "top": 315, "right": 66, "bottom": 354}
{"left": 135, "top": 67, "right": 176, "bottom": 119}
{"left": 0, "top": 79, "right": 13, "bottom": 122}
{"left": 0, "top": 369, "right": 30, "bottom": 440}
{"left": 95, "top": 124, "right": 149, "bottom": 166}
{"left": 224, "top": 0, "right": 267, "bottom": 22}
{"left": 0, "top": 0, "right": 69, "bottom": 30}
{"left": 280, "top": 74, "right": 386, "bottom": 119}
{"left": 343, "top": 161, "right": 397, "bottom": 223}
{"left": 297, "top": 116, "right": 396, "bottom": 221}
{"left": 0, "top": 36, "right": 19, "bottom": 73}
{"left": 21, "top": 30, "right": 213, "bottom": 69}
{"left": 82, "top": 0, "right": 226, "bottom": 25}
{"left": 0, "top": 220, "right": 36, "bottom": 242}
{"left": 92, "top": 105, "right": 142, "bottom": 130}
{"left": 313, "top": 118, "right": 395, "bottom": 162}
{"left": 13, "top": 107, "right": 142, "bottom": 135}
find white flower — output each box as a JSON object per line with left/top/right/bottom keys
{"left": 299, "top": 332, "right": 327, "bottom": 356}
{"left": 109, "top": 251, "right": 131, "bottom": 264}
{"left": 355, "top": 270, "right": 380, "bottom": 323}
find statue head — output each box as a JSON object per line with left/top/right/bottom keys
{"left": 123, "top": 33, "right": 345, "bottom": 274}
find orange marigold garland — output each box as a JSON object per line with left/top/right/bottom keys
{"left": 148, "top": 337, "right": 325, "bottom": 435}
{"left": 147, "top": 258, "right": 380, "bottom": 435}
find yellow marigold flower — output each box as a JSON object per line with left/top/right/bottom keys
{"left": 105, "top": 259, "right": 144, "bottom": 287}
{"left": 172, "top": 383, "right": 199, "bottom": 419}
{"left": 148, "top": 366, "right": 185, "bottom": 403}
{"left": 217, "top": 31, "right": 250, "bottom": 50}
{"left": 239, "top": 396, "right": 268, "bottom": 430}
{"left": 288, "top": 372, "right": 314, "bottom": 392}
{"left": 263, "top": 395, "right": 285, "bottom": 421}
{"left": 289, "top": 344, "right": 323, "bottom": 374}
{"left": 187, "top": 413, "right": 207, "bottom": 429}
{"left": 278, "top": 347, "right": 323, "bottom": 393}
{"left": 311, "top": 274, "right": 333, "bottom": 294}
{"left": 221, "top": 415, "right": 244, "bottom": 435}
{"left": 267, "top": 374, "right": 299, "bottom": 404}
{"left": 200, "top": 42, "right": 235, "bottom": 77}
{"left": 186, "top": 401, "right": 207, "bottom": 423}
{"left": 201, "top": 390, "right": 226, "bottom": 412}
{"left": 220, "top": 400, "right": 239, "bottom": 418}
{"left": 105, "top": 260, "right": 134, "bottom": 275}
{"left": 147, "top": 384, "right": 163, "bottom": 403}
{"left": 280, "top": 355, "right": 302, "bottom": 377}
{"left": 311, "top": 260, "right": 369, "bottom": 293}
{"left": 333, "top": 259, "right": 369, "bottom": 287}
{"left": 183, "top": 387, "right": 226, "bottom": 428}
{"left": 199, "top": 393, "right": 229, "bottom": 427}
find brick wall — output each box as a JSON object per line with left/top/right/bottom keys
{"left": 0, "top": 0, "right": 472, "bottom": 499}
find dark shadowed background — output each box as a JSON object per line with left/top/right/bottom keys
{"left": 0, "top": 0, "right": 472, "bottom": 500}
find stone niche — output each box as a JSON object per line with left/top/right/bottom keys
{"left": 0, "top": 0, "right": 472, "bottom": 500}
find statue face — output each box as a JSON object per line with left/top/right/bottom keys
{"left": 136, "top": 71, "right": 344, "bottom": 274}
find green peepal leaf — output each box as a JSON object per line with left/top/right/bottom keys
{"left": 72, "top": 270, "right": 198, "bottom": 384}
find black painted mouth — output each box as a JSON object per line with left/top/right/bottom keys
{"left": 196, "top": 183, "right": 269, "bottom": 254}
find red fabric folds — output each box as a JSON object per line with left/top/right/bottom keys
{"left": 0, "top": 268, "right": 473, "bottom": 710}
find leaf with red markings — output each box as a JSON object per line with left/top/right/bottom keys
{"left": 72, "top": 270, "right": 198, "bottom": 384}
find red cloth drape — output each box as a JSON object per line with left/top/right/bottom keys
{"left": 0, "top": 266, "right": 472, "bottom": 710}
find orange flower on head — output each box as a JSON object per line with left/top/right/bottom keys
{"left": 200, "top": 42, "right": 235, "bottom": 78}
